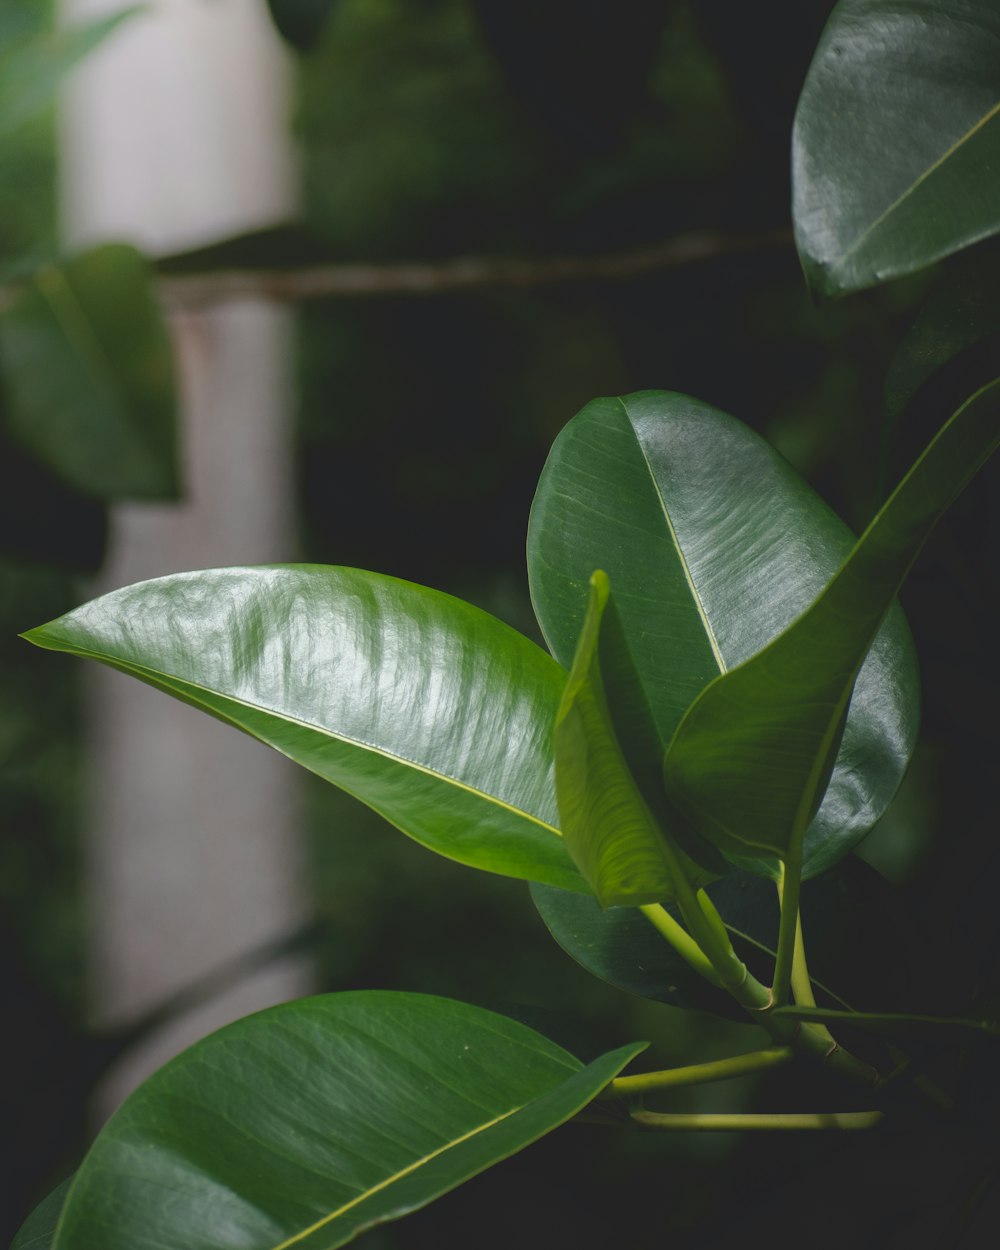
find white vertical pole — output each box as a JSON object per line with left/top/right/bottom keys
{"left": 58, "top": 0, "right": 310, "bottom": 1112}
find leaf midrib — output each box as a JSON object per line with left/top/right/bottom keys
{"left": 836, "top": 98, "right": 1000, "bottom": 270}
{"left": 270, "top": 1105, "right": 521, "bottom": 1250}
{"left": 616, "top": 397, "right": 727, "bottom": 676}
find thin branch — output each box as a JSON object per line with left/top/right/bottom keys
{"left": 155, "top": 226, "right": 792, "bottom": 311}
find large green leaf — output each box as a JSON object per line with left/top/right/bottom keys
{"left": 49, "top": 992, "right": 644, "bottom": 1250}
{"left": 531, "top": 854, "right": 917, "bottom": 1022}
{"left": 22, "top": 564, "right": 585, "bottom": 892}
{"left": 793, "top": 0, "right": 1000, "bottom": 297}
{"left": 527, "top": 391, "right": 919, "bottom": 879}
{"left": 663, "top": 381, "right": 1000, "bottom": 863}
{"left": 10, "top": 1178, "right": 72, "bottom": 1250}
{"left": 555, "top": 570, "right": 714, "bottom": 906}
{"left": 0, "top": 244, "right": 178, "bottom": 499}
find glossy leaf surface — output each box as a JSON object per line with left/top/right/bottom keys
{"left": 0, "top": 244, "right": 178, "bottom": 499}
{"left": 793, "top": 0, "right": 1000, "bottom": 296}
{"left": 531, "top": 854, "right": 916, "bottom": 1021}
{"left": 527, "top": 391, "right": 919, "bottom": 879}
{"left": 50, "top": 993, "right": 643, "bottom": 1250}
{"left": 23, "top": 565, "right": 585, "bottom": 892}
{"left": 10, "top": 1179, "right": 71, "bottom": 1250}
{"left": 555, "top": 571, "right": 712, "bottom": 906}
{"left": 664, "top": 381, "right": 1000, "bottom": 863}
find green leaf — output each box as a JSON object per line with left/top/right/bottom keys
{"left": 527, "top": 391, "right": 919, "bottom": 879}
{"left": 531, "top": 854, "right": 916, "bottom": 1021}
{"left": 50, "top": 993, "right": 644, "bottom": 1250}
{"left": 793, "top": 0, "right": 1000, "bottom": 296}
{"left": 0, "top": 244, "right": 178, "bottom": 500}
{"left": 10, "top": 1178, "right": 72, "bottom": 1250}
{"left": 0, "top": 8, "right": 142, "bottom": 139}
{"left": 22, "top": 564, "right": 585, "bottom": 892}
{"left": 663, "top": 381, "right": 1000, "bottom": 863}
{"left": 555, "top": 570, "right": 714, "bottom": 906}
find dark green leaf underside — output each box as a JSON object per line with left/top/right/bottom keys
{"left": 531, "top": 854, "right": 916, "bottom": 1021}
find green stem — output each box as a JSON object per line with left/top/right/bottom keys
{"left": 631, "top": 1109, "right": 883, "bottom": 1132}
{"left": 656, "top": 839, "right": 753, "bottom": 999}
{"left": 772, "top": 849, "right": 803, "bottom": 1009}
{"left": 639, "top": 904, "right": 723, "bottom": 988}
{"left": 603, "top": 1047, "right": 793, "bottom": 1099}
{"left": 777, "top": 874, "right": 838, "bottom": 1051}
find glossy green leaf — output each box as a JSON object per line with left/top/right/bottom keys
{"left": 531, "top": 853, "right": 917, "bottom": 1021}
{"left": 527, "top": 391, "right": 919, "bottom": 879}
{"left": 664, "top": 381, "right": 1000, "bottom": 863}
{"left": 793, "top": 0, "right": 1000, "bottom": 296}
{"left": 0, "top": 244, "right": 178, "bottom": 500}
{"left": 555, "top": 570, "right": 713, "bottom": 906}
{"left": 50, "top": 992, "right": 644, "bottom": 1250}
{"left": 0, "top": 8, "right": 141, "bottom": 139}
{"left": 22, "top": 565, "right": 585, "bottom": 892}
{"left": 10, "top": 1178, "right": 72, "bottom": 1250}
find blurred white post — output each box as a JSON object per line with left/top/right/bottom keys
{"left": 58, "top": 0, "right": 310, "bottom": 1112}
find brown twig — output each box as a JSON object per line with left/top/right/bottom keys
{"left": 155, "top": 226, "right": 792, "bottom": 311}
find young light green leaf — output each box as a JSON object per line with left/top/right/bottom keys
{"left": 22, "top": 565, "right": 585, "bottom": 892}
{"left": 664, "top": 381, "right": 1000, "bottom": 862}
{"left": 0, "top": 244, "right": 178, "bottom": 499}
{"left": 555, "top": 570, "right": 712, "bottom": 906}
{"left": 528, "top": 391, "right": 919, "bottom": 879}
{"left": 49, "top": 992, "right": 644, "bottom": 1250}
{"left": 793, "top": 0, "right": 1000, "bottom": 296}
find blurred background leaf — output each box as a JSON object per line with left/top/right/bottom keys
{"left": 0, "top": 244, "right": 179, "bottom": 500}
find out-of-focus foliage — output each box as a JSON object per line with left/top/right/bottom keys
{"left": 0, "top": 245, "right": 178, "bottom": 500}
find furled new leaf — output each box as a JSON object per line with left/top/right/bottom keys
{"left": 527, "top": 391, "right": 919, "bottom": 879}
{"left": 555, "top": 570, "right": 713, "bottom": 906}
{"left": 663, "top": 381, "right": 1000, "bottom": 865}
{"left": 793, "top": 0, "right": 1000, "bottom": 296}
{"left": 49, "top": 993, "right": 644, "bottom": 1250}
{"left": 22, "top": 565, "right": 585, "bottom": 892}
{"left": 0, "top": 244, "right": 178, "bottom": 499}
